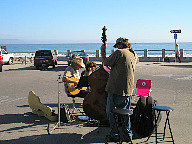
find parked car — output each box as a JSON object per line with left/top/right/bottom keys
{"left": 0, "top": 49, "right": 14, "bottom": 65}
{"left": 0, "top": 55, "right": 3, "bottom": 72}
{"left": 67, "top": 50, "right": 89, "bottom": 66}
{"left": 34, "top": 49, "right": 58, "bottom": 70}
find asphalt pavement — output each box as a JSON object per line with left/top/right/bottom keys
{"left": 0, "top": 61, "right": 192, "bottom": 144}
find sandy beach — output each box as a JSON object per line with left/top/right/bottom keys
{"left": 0, "top": 60, "right": 192, "bottom": 144}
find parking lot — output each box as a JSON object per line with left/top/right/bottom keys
{"left": 0, "top": 61, "right": 192, "bottom": 143}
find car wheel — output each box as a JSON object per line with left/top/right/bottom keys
{"left": 52, "top": 61, "right": 56, "bottom": 68}
{"left": 8, "top": 58, "right": 14, "bottom": 65}
{"left": 0, "top": 66, "right": 2, "bottom": 72}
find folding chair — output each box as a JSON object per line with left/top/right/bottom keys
{"left": 132, "top": 79, "right": 152, "bottom": 98}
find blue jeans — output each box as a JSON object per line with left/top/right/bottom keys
{"left": 106, "top": 93, "right": 132, "bottom": 138}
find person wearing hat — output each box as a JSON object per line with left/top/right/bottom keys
{"left": 62, "top": 57, "right": 86, "bottom": 96}
{"left": 101, "top": 37, "right": 139, "bottom": 141}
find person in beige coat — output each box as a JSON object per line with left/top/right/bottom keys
{"left": 101, "top": 37, "right": 139, "bottom": 141}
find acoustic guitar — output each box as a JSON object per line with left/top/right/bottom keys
{"left": 67, "top": 77, "right": 88, "bottom": 95}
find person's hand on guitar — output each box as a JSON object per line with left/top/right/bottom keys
{"left": 65, "top": 77, "right": 88, "bottom": 95}
{"left": 63, "top": 77, "right": 78, "bottom": 86}
{"left": 74, "top": 81, "right": 78, "bottom": 86}
{"left": 68, "top": 78, "right": 78, "bottom": 86}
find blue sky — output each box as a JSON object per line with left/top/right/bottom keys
{"left": 0, "top": 0, "right": 191, "bottom": 44}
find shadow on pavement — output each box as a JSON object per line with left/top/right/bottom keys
{"left": 17, "top": 102, "right": 83, "bottom": 109}
{"left": 162, "top": 64, "right": 192, "bottom": 68}
{"left": 0, "top": 133, "right": 83, "bottom": 144}
{"left": 4, "top": 65, "right": 68, "bottom": 72}
{"left": 4, "top": 66, "right": 36, "bottom": 71}
{"left": 0, "top": 112, "right": 50, "bottom": 133}
{"left": 0, "top": 112, "right": 109, "bottom": 144}
{"left": 0, "top": 111, "right": 155, "bottom": 144}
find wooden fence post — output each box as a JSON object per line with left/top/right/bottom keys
{"left": 144, "top": 49, "right": 148, "bottom": 57}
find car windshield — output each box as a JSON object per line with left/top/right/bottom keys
{"left": 35, "top": 50, "right": 52, "bottom": 57}
{"left": 1, "top": 49, "right": 7, "bottom": 54}
{"left": 70, "top": 51, "right": 86, "bottom": 56}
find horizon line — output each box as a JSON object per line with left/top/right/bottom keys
{"left": 1, "top": 41, "right": 192, "bottom": 45}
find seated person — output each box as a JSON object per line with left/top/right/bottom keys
{"left": 62, "top": 57, "right": 88, "bottom": 98}
{"left": 81, "top": 61, "right": 97, "bottom": 77}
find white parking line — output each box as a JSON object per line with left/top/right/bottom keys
{"left": 0, "top": 96, "right": 9, "bottom": 100}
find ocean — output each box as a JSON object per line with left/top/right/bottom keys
{"left": 2, "top": 42, "right": 192, "bottom": 56}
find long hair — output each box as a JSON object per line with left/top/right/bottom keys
{"left": 85, "top": 61, "right": 97, "bottom": 71}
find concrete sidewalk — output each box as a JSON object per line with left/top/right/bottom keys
{"left": 0, "top": 61, "right": 192, "bottom": 143}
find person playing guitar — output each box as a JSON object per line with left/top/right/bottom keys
{"left": 62, "top": 57, "right": 87, "bottom": 97}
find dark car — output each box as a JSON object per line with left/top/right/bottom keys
{"left": 67, "top": 50, "right": 89, "bottom": 66}
{"left": 34, "top": 49, "right": 58, "bottom": 70}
